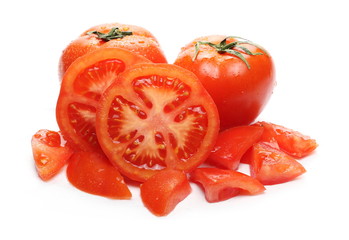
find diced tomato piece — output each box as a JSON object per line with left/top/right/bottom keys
{"left": 191, "top": 168, "right": 265, "bottom": 203}
{"left": 140, "top": 169, "right": 191, "bottom": 216}
{"left": 245, "top": 142, "right": 306, "bottom": 185}
{"left": 31, "top": 129, "right": 73, "bottom": 181}
{"left": 254, "top": 121, "right": 318, "bottom": 158}
{"left": 207, "top": 125, "right": 264, "bottom": 169}
{"left": 66, "top": 152, "right": 131, "bottom": 199}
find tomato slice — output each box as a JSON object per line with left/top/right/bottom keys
{"left": 191, "top": 168, "right": 265, "bottom": 203}
{"left": 66, "top": 151, "right": 131, "bottom": 199}
{"left": 31, "top": 129, "right": 73, "bottom": 181}
{"left": 207, "top": 125, "right": 264, "bottom": 170}
{"left": 245, "top": 142, "right": 306, "bottom": 185}
{"left": 254, "top": 121, "right": 318, "bottom": 158}
{"left": 56, "top": 48, "right": 150, "bottom": 152}
{"left": 140, "top": 169, "right": 191, "bottom": 216}
{"left": 96, "top": 63, "right": 220, "bottom": 182}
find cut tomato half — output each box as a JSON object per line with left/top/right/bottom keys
{"left": 56, "top": 48, "right": 150, "bottom": 152}
{"left": 96, "top": 63, "right": 220, "bottom": 182}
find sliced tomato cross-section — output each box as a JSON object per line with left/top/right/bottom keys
{"left": 96, "top": 63, "right": 220, "bottom": 182}
{"left": 56, "top": 48, "right": 150, "bottom": 152}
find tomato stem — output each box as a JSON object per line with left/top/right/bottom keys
{"left": 87, "top": 27, "right": 133, "bottom": 41}
{"left": 193, "top": 36, "right": 265, "bottom": 69}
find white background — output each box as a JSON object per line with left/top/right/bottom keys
{"left": 1, "top": 0, "right": 348, "bottom": 239}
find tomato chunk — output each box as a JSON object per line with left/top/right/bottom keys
{"left": 245, "top": 142, "right": 306, "bottom": 185}
{"left": 96, "top": 63, "right": 219, "bottom": 182}
{"left": 140, "top": 169, "right": 191, "bottom": 216}
{"left": 191, "top": 168, "right": 265, "bottom": 203}
{"left": 66, "top": 152, "right": 131, "bottom": 199}
{"left": 254, "top": 121, "right": 318, "bottom": 158}
{"left": 208, "top": 125, "right": 264, "bottom": 169}
{"left": 31, "top": 129, "right": 73, "bottom": 181}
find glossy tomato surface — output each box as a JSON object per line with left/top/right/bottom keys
{"left": 140, "top": 169, "right": 191, "bottom": 216}
{"left": 96, "top": 63, "right": 220, "bottom": 182}
{"left": 56, "top": 48, "right": 150, "bottom": 152}
{"left": 254, "top": 121, "right": 318, "bottom": 158}
{"left": 191, "top": 168, "right": 265, "bottom": 203}
{"left": 175, "top": 35, "right": 275, "bottom": 129}
{"left": 66, "top": 152, "right": 131, "bottom": 199}
{"left": 208, "top": 125, "right": 264, "bottom": 170}
{"left": 59, "top": 22, "right": 167, "bottom": 79}
{"left": 31, "top": 129, "right": 73, "bottom": 181}
{"left": 245, "top": 142, "right": 306, "bottom": 185}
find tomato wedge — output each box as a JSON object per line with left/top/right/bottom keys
{"left": 66, "top": 151, "right": 131, "bottom": 199}
{"left": 207, "top": 125, "right": 264, "bottom": 170}
{"left": 245, "top": 142, "right": 306, "bottom": 185}
{"left": 140, "top": 169, "right": 191, "bottom": 216}
{"left": 191, "top": 168, "right": 265, "bottom": 203}
{"left": 96, "top": 63, "right": 220, "bottom": 182}
{"left": 56, "top": 48, "right": 150, "bottom": 152}
{"left": 31, "top": 129, "right": 73, "bottom": 181}
{"left": 254, "top": 121, "right": 318, "bottom": 158}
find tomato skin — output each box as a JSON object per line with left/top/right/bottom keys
{"left": 174, "top": 35, "right": 275, "bottom": 129}
{"left": 140, "top": 169, "right": 191, "bottom": 216}
{"left": 66, "top": 152, "right": 131, "bottom": 199}
{"left": 208, "top": 125, "right": 264, "bottom": 170}
{"left": 245, "top": 142, "right": 306, "bottom": 185}
{"left": 96, "top": 63, "right": 220, "bottom": 182}
{"left": 31, "top": 129, "right": 73, "bottom": 181}
{"left": 254, "top": 121, "right": 318, "bottom": 158}
{"left": 191, "top": 168, "right": 265, "bottom": 203}
{"left": 56, "top": 48, "right": 150, "bottom": 153}
{"left": 59, "top": 23, "right": 167, "bottom": 79}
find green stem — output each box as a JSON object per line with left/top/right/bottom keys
{"left": 192, "top": 36, "right": 265, "bottom": 69}
{"left": 87, "top": 27, "right": 132, "bottom": 41}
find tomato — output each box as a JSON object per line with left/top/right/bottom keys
{"left": 66, "top": 152, "right": 131, "bottom": 199}
{"left": 96, "top": 63, "right": 220, "bottom": 182}
{"left": 140, "top": 169, "right": 191, "bottom": 216}
{"left": 244, "top": 142, "right": 306, "bottom": 185}
{"left": 31, "top": 129, "right": 73, "bottom": 181}
{"left": 56, "top": 48, "right": 150, "bottom": 152}
{"left": 208, "top": 125, "right": 264, "bottom": 170}
{"left": 59, "top": 22, "right": 167, "bottom": 79}
{"left": 174, "top": 35, "right": 275, "bottom": 129}
{"left": 254, "top": 121, "right": 318, "bottom": 158}
{"left": 191, "top": 168, "right": 265, "bottom": 203}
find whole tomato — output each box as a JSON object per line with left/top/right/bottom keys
{"left": 59, "top": 22, "right": 167, "bottom": 79}
{"left": 174, "top": 35, "right": 275, "bottom": 129}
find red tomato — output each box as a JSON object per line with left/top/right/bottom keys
{"left": 31, "top": 129, "right": 73, "bottom": 181}
{"left": 66, "top": 152, "right": 131, "bottom": 199}
{"left": 208, "top": 125, "right": 264, "bottom": 170}
{"left": 56, "top": 48, "right": 150, "bottom": 152}
{"left": 140, "top": 169, "right": 191, "bottom": 216}
{"left": 254, "top": 121, "right": 318, "bottom": 158}
{"left": 59, "top": 22, "right": 167, "bottom": 79}
{"left": 174, "top": 35, "right": 275, "bottom": 129}
{"left": 96, "top": 63, "right": 220, "bottom": 182}
{"left": 245, "top": 142, "right": 306, "bottom": 185}
{"left": 191, "top": 168, "right": 265, "bottom": 203}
